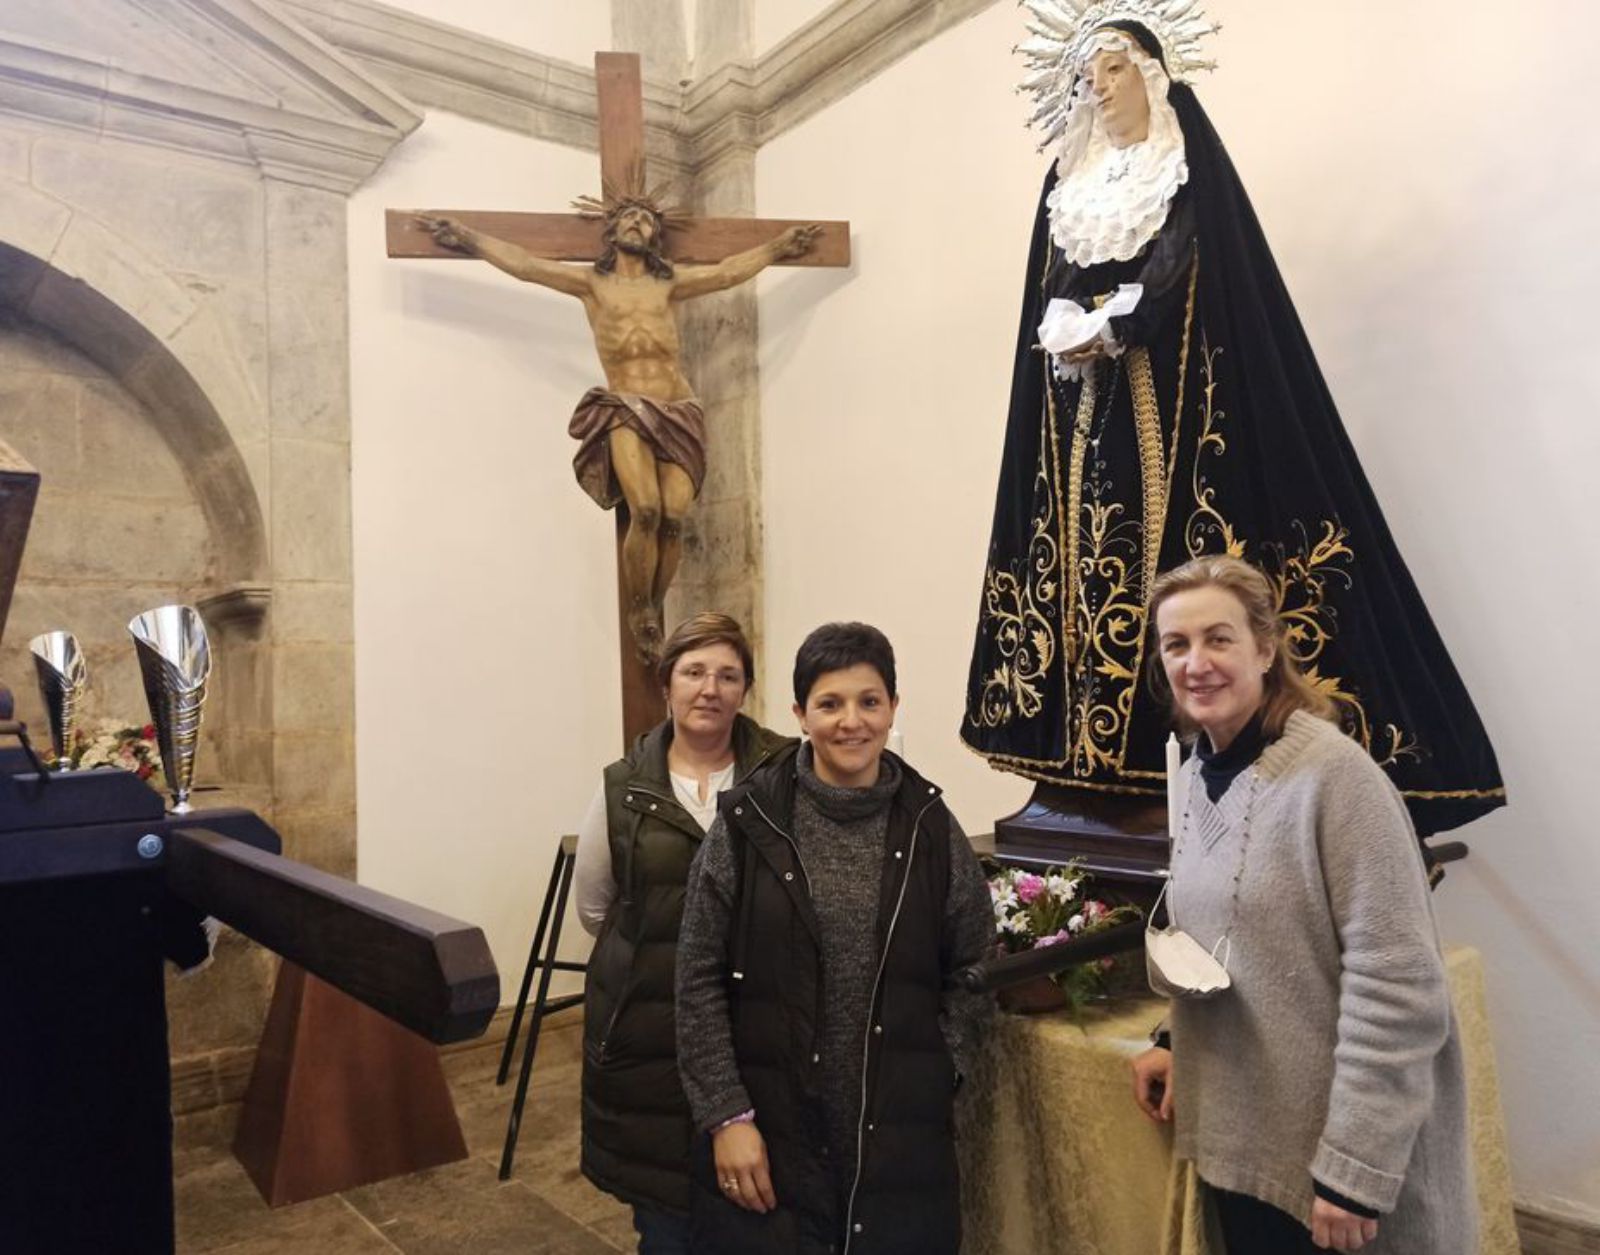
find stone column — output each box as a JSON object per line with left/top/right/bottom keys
{"left": 612, "top": 0, "right": 690, "bottom": 85}
{"left": 692, "top": 0, "right": 753, "bottom": 75}
{"left": 671, "top": 148, "right": 765, "bottom": 681}
{"left": 262, "top": 180, "right": 357, "bottom": 880}
{"left": 671, "top": 0, "right": 769, "bottom": 705}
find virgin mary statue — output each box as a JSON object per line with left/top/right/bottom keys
{"left": 962, "top": 4, "right": 1503, "bottom": 838}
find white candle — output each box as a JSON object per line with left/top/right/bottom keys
{"left": 1165, "top": 733, "right": 1182, "bottom": 836}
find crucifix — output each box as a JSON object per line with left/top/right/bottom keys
{"left": 387, "top": 52, "right": 850, "bottom": 744}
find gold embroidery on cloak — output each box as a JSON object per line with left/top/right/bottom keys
{"left": 1063, "top": 263, "right": 1198, "bottom": 779}
{"left": 1181, "top": 357, "right": 1431, "bottom": 774}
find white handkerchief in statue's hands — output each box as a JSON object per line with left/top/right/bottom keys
{"left": 1038, "top": 284, "right": 1143, "bottom": 380}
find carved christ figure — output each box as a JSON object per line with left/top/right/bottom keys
{"left": 419, "top": 193, "right": 819, "bottom": 661}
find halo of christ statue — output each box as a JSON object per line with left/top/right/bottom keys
{"left": 960, "top": 0, "right": 1505, "bottom": 836}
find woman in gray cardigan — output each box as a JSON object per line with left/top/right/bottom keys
{"left": 1130, "top": 556, "right": 1475, "bottom": 1254}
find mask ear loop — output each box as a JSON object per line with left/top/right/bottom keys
{"left": 1148, "top": 875, "right": 1172, "bottom": 928}
{"left": 1210, "top": 934, "right": 1232, "bottom": 971}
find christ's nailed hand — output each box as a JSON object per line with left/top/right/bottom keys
{"left": 779, "top": 224, "right": 823, "bottom": 259}
{"left": 416, "top": 214, "right": 469, "bottom": 252}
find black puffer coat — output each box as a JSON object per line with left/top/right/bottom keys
{"left": 689, "top": 746, "right": 963, "bottom": 1255}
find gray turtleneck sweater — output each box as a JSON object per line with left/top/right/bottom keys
{"left": 677, "top": 746, "right": 993, "bottom": 1193}
{"left": 1168, "top": 710, "right": 1475, "bottom": 1253}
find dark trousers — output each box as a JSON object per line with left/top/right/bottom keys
{"left": 1211, "top": 1187, "right": 1319, "bottom": 1255}
{"left": 633, "top": 1205, "right": 693, "bottom": 1255}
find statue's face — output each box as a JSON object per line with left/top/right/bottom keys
{"left": 1083, "top": 46, "right": 1150, "bottom": 147}
{"left": 613, "top": 204, "right": 660, "bottom": 255}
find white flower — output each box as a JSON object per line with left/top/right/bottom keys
{"left": 1067, "top": 913, "right": 1085, "bottom": 933}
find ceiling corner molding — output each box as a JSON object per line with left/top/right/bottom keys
{"left": 278, "top": 0, "right": 999, "bottom": 180}
{"left": 0, "top": 1, "right": 424, "bottom": 195}
{"left": 742, "top": 0, "right": 999, "bottom": 147}
{"left": 275, "top": 0, "right": 696, "bottom": 177}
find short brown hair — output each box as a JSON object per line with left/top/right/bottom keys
{"left": 656, "top": 613, "right": 754, "bottom": 692}
{"left": 1146, "top": 555, "right": 1336, "bottom": 739}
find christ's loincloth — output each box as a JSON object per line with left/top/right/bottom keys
{"left": 568, "top": 387, "right": 707, "bottom": 509}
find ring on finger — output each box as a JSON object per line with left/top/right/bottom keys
{"left": 722, "top": 1177, "right": 740, "bottom": 1193}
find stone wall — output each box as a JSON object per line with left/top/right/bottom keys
{"left": 0, "top": 0, "right": 416, "bottom": 1139}
{"left": 0, "top": 315, "right": 217, "bottom": 727}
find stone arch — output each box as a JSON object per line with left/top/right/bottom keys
{"left": 0, "top": 185, "right": 267, "bottom": 588}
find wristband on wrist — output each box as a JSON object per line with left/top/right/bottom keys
{"left": 712, "top": 1108, "right": 756, "bottom": 1132}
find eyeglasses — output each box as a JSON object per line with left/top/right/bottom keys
{"left": 673, "top": 665, "right": 746, "bottom": 689}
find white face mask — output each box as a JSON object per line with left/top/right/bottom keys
{"left": 1144, "top": 880, "right": 1232, "bottom": 1000}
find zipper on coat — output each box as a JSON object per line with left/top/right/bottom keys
{"left": 842, "top": 796, "right": 937, "bottom": 1254}
{"left": 747, "top": 794, "right": 814, "bottom": 900}
{"left": 596, "top": 980, "right": 632, "bottom": 1063}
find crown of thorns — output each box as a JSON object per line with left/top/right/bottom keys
{"left": 571, "top": 167, "right": 690, "bottom": 230}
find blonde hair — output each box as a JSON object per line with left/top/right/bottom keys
{"left": 1147, "top": 555, "right": 1337, "bottom": 739}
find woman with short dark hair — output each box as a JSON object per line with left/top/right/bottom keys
{"left": 675, "top": 622, "right": 993, "bottom": 1255}
{"left": 574, "top": 612, "right": 790, "bottom": 1254}
{"left": 1130, "top": 556, "right": 1474, "bottom": 1254}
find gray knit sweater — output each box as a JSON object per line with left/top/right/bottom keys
{"left": 1167, "top": 710, "right": 1476, "bottom": 1253}
{"left": 676, "top": 747, "right": 994, "bottom": 1191}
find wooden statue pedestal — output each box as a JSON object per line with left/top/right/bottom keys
{"left": 994, "top": 783, "right": 1171, "bottom": 912}
{"left": 234, "top": 961, "right": 469, "bottom": 1206}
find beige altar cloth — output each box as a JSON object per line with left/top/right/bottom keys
{"left": 957, "top": 946, "right": 1519, "bottom": 1254}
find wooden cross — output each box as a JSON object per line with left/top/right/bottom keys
{"left": 387, "top": 52, "right": 850, "bottom": 746}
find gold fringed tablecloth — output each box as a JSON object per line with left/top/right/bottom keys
{"left": 957, "top": 946, "right": 1519, "bottom": 1254}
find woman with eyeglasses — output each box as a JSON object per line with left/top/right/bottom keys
{"left": 574, "top": 613, "right": 792, "bottom": 1254}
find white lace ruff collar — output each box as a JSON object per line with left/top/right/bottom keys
{"left": 1047, "top": 30, "right": 1188, "bottom": 268}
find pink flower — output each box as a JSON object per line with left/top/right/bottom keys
{"left": 1015, "top": 873, "right": 1046, "bottom": 904}
{"left": 1033, "top": 929, "right": 1072, "bottom": 949}
{"left": 1084, "top": 900, "right": 1107, "bottom": 923}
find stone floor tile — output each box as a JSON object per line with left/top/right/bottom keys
{"left": 201, "top": 1199, "right": 400, "bottom": 1254}
{"left": 348, "top": 1166, "right": 614, "bottom": 1255}
{"left": 174, "top": 1154, "right": 359, "bottom": 1253}
{"left": 175, "top": 1022, "right": 626, "bottom": 1255}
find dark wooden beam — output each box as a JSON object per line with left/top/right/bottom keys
{"left": 166, "top": 828, "right": 499, "bottom": 1044}
{"left": 616, "top": 508, "right": 666, "bottom": 745}
{"left": 596, "top": 51, "right": 645, "bottom": 192}
{"left": 386, "top": 210, "right": 851, "bottom": 267}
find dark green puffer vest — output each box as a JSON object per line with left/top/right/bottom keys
{"left": 580, "top": 714, "right": 792, "bottom": 1216}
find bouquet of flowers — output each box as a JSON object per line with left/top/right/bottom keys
{"left": 988, "top": 862, "right": 1139, "bottom": 1015}
{"left": 45, "top": 718, "right": 163, "bottom": 783}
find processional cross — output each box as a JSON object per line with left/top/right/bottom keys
{"left": 387, "top": 53, "right": 850, "bottom": 743}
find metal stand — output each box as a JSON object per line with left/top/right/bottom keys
{"left": 497, "top": 833, "right": 586, "bottom": 1179}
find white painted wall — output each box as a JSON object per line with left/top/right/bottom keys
{"left": 757, "top": 0, "right": 1600, "bottom": 1223}
{"left": 372, "top": 0, "right": 611, "bottom": 66}
{"left": 349, "top": 110, "right": 619, "bottom": 995}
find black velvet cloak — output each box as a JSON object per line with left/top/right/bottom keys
{"left": 960, "top": 66, "right": 1504, "bottom": 836}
